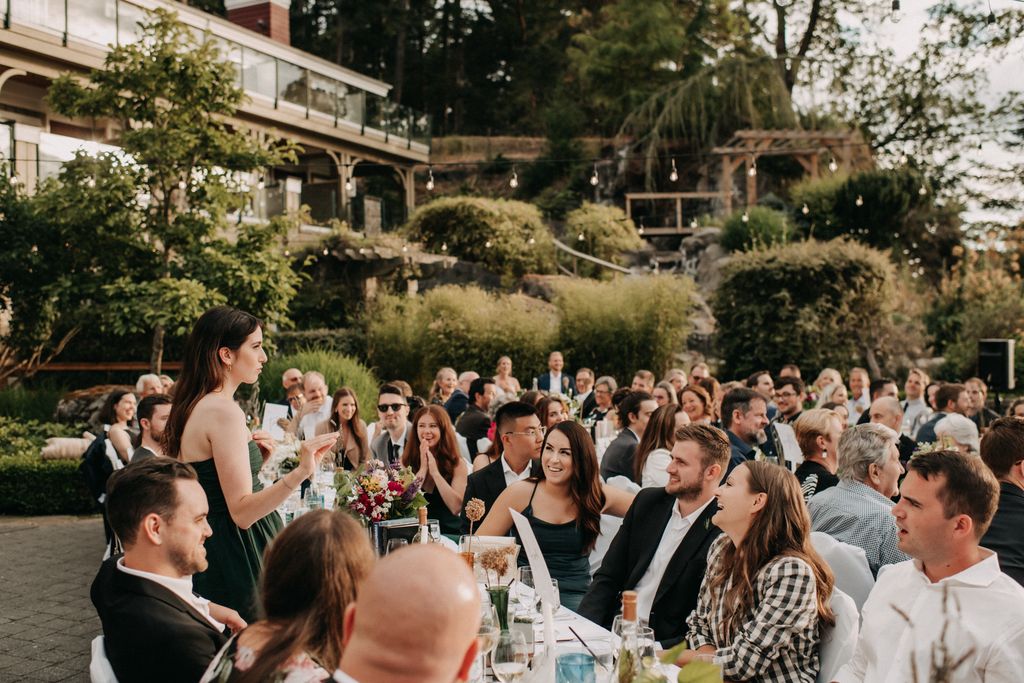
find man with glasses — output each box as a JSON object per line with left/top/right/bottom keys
{"left": 370, "top": 384, "right": 411, "bottom": 467}
{"left": 585, "top": 376, "right": 618, "bottom": 423}
{"left": 460, "top": 401, "right": 542, "bottom": 532}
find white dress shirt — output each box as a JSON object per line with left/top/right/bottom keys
{"left": 116, "top": 558, "right": 225, "bottom": 631}
{"left": 548, "top": 372, "right": 565, "bottom": 396}
{"left": 641, "top": 448, "right": 672, "bottom": 489}
{"left": 501, "top": 454, "right": 532, "bottom": 487}
{"left": 835, "top": 551, "right": 1024, "bottom": 683}
{"left": 298, "top": 397, "right": 333, "bottom": 440}
{"left": 633, "top": 497, "right": 715, "bottom": 621}
{"left": 846, "top": 391, "right": 871, "bottom": 426}
{"left": 901, "top": 397, "right": 932, "bottom": 439}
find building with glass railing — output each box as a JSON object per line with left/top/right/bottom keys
{"left": 1, "top": 0, "right": 430, "bottom": 230}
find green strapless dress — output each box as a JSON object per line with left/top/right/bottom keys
{"left": 192, "top": 441, "right": 282, "bottom": 622}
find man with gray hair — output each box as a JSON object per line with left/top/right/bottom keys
{"left": 135, "top": 373, "right": 163, "bottom": 398}
{"left": 807, "top": 423, "right": 910, "bottom": 575}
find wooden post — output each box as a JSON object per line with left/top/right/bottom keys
{"left": 745, "top": 155, "right": 756, "bottom": 207}
{"left": 720, "top": 155, "right": 733, "bottom": 215}
{"left": 675, "top": 196, "right": 682, "bottom": 232}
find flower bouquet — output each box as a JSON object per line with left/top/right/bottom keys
{"left": 334, "top": 459, "right": 427, "bottom": 523}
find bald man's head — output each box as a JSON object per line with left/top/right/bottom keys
{"left": 869, "top": 396, "right": 904, "bottom": 433}
{"left": 340, "top": 545, "right": 481, "bottom": 683}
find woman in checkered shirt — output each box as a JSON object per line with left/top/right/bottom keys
{"left": 676, "top": 461, "right": 835, "bottom": 682}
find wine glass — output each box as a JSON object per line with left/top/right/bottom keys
{"left": 386, "top": 538, "right": 408, "bottom": 554}
{"left": 491, "top": 630, "right": 529, "bottom": 682}
{"left": 516, "top": 567, "right": 536, "bottom": 614}
{"left": 476, "top": 603, "right": 501, "bottom": 682}
{"left": 637, "top": 627, "right": 657, "bottom": 670}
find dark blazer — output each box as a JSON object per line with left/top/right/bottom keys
{"left": 444, "top": 390, "right": 470, "bottom": 423}
{"left": 536, "top": 372, "right": 571, "bottom": 394}
{"left": 897, "top": 433, "right": 917, "bottom": 466}
{"left": 915, "top": 411, "right": 947, "bottom": 446}
{"left": 982, "top": 482, "right": 1024, "bottom": 587}
{"left": 577, "top": 489, "right": 721, "bottom": 648}
{"left": 456, "top": 405, "right": 491, "bottom": 458}
{"left": 91, "top": 557, "right": 227, "bottom": 683}
{"left": 726, "top": 429, "right": 754, "bottom": 476}
{"left": 459, "top": 456, "right": 510, "bottom": 533}
{"left": 580, "top": 392, "right": 598, "bottom": 420}
{"left": 599, "top": 428, "right": 639, "bottom": 482}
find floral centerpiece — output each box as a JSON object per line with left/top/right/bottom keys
{"left": 333, "top": 459, "right": 427, "bottom": 523}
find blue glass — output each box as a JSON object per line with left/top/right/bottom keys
{"left": 555, "top": 652, "right": 595, "bottom": 683}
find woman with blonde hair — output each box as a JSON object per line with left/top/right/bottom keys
{"left": 652, "top": 381, "right": 679, "bottom": 407}
{"left": 200, "top": 511, "right": 374, "bottom": 682}
{"left": 815, "top": 381, "right": 849, "bottom": 409}
{"left": 793, "top": 409, "right": 844, "bottom": 501}
{"left": 678, "top": 461, "right": 835, "bottom": 681}
{"left": 428, "top": 367, "right": 457, "bottom": 405}
{"left": 493, "top": 356, "right": 521, "bottom": 401}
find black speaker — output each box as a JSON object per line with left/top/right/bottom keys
{"left": 978, "top": 339, "right": 1015, "bottom": 391}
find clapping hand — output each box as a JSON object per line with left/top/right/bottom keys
{"left": 417, "top": 439, "right": 436, "bottom": 481}
{"left": 298, "top": 432, "right": 339, "bottom": 477}
{"left": 250, "top": 430, "right": 275, "bottom": 462}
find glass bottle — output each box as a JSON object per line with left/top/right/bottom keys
{"left": 412, "top": 507, "right": 432, "bottom": 544}
{"left": 616, "top": 591, "right": 640, "bottom": 683}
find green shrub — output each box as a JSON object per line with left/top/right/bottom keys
{"left": 719, "top": 206, "right": 791, "bottom": 252}
{"left": 0, "top": 385, "right": 66, "bottom": 421}
{"left": 403, "top": 197, "right": 556, "bottom": 281}
{"left": 564, "top": 203, "right": 645, "bottom": 275}
{"left": 365, "top": 285, "right": 559, "bottom": 394}
{"left": 0, "top": 454, "right": 96, "bottom": 515}
{"left": 712, "top": 238, "right": 897, "bottom": 378}
{"left": 0, "top": 416, "right": 86, "bottom": 456}
{"left": 552, "top": 275, "right": 696, "bottom": 383}
{"left": 273, "top": 328, "right": 363, "bottom": 358}
{"left": 258, "top": 349, "right": 379, "bottom": 418}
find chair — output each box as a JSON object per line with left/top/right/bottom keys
{"left": 810, "top": 531, "right": 874, "bottom": 612}
{"left": 816, "top": 588, "right": 859, "bottom": 683}
{"left": 589, "top": 514, "right": 624, "bottom": 575}
{"left": 90, "top": 635, "right": 118, "bottom": 683}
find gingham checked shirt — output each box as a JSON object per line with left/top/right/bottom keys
{"left": 686, "top": 535, "right": 822, "bottom": 683}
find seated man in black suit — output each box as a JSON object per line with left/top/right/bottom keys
{"left": 370, "top": 384, "right": 411, "bottom": 467}
{"left": 980, "top": 417, "right": 1024, "bottom": 586}
{"left": 92, "top": 457, "right": 244, "bottom": 683}
{"left": 599, "top": 391, "right": 656, "bottom": 482}
{"left": 460, "top": 401, "right": 542, "bottom": 532}
{"left": 579, "top": 423, "right": 728, "bottom": 647}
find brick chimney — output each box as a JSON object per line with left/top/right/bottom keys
{"left": 224, "top": 0, "right": 291, "bottom": 46}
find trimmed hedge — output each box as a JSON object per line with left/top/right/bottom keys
{"left": 563, "top": 203, "right": 644, "bottom": 276}
{"left": 403, "top": 197, "right": 557, "bottom": 281}
{"left": 258, "top": 349, "right": 379, "bottom": 417}
{"left": 0, "top": 454, "right": 96, "bottom": 515}
{"left": 712, "top": 238, "right": 896, "bottom": 378}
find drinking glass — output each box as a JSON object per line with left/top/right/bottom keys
{"left": 516, "top": 567, "right": 536, "bottom": 613}
{"left": 637, "top": 627, "right": 657, "bottom": 670}
{"left": 476, "top": 604, "right": 501, "bottom": 682}
{"left": 386, "top": 538, "right": 408, "bottom": 554}
{"left": 491, "top": 630, "right": 529, "bottom": 682}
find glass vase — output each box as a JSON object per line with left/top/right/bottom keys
{"left": 486, "top": 585, "right": 511, "bottom": 632}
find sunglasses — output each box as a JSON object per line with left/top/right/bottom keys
{"left": 378, "top": 403, "right": 406, "bottom": 413}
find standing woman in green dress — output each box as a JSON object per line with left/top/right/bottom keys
{"left": 166, "top": 306, "right": 338, "bottom": 621}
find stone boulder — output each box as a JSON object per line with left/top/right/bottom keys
{"left": 678, "top": 228, "right": 729, "bottom": 295}
{"left": 55, "top": 385, "right": 133, "bottom": 434}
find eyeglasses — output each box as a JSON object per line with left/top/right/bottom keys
{"left": 506, "top": 427, "right": 546, "bottom": 438}
{"left": 776, "top": 392, "right": 799, "bottom": 399}
{"left": 378, "top": 403, "right": 407, "bottom": 413}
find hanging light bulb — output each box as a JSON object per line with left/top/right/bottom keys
{"left": 590, "top": 164, "right": 599, "bottom": 187}
{"left": 801, "top": 204, "right": 810, "bottom": 215}
{"left": 638, "top": 224, "right": 645, "bottom": 236}
{"left": 425, "top": 166, "right": 435, "bottom": 192}
{"left": 284, "top": 248, "right": 291, "bottom": 257}
{"left": 441, "top": 242, "right": 448, "bottom": 252}
{"left": 577, "top": 232, "right": 585, "bottom": 242}
{"left": 344, "top": 175, "right": 353, "bottom": 193}
{"left": 741, "top": 211, "right": 749, "bottom": 223}
{"left": 402, "top": 244, "right": 409, "bottom": 253}
{"left": 669, "top": 159, "right": 679, "bottom": 183}
{"left": 509, "top": 168, "right": 519, "bottom": 189}
{"left": 528, "top": 236, "right": 536, "bottom": 245}
{"left": 485, "top": 240, "right": 492, "bottom": 248}
{"left": 855, "top": 195, "right": 864, "bottom": 207}
{"left": 918, "top": 185, "right": 927, "bottom": 196}
{"left": 890, "top": 0, "right": 902, "bottom": 22}
{"left": 690, "top": 218, "right": 698, "bottom": 229}
{"left": 747, "top": 159, "right": 757, "bottom": 177}
{"left": 828, "top": 158, "right": 839, "bottom": 173}
{"left": 322, "top": 246, "right": 329, "bottom": 256}
{"left": 9, "top": 174, "right": 20, "bottom": 186}
{"left": 177, "top": 179, "right": 186, "bottom": 190}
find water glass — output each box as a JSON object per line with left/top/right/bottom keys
{"left": 491, "top": 630, "right": 529, "bottom": 682}
{"left": 516, "top": 567, "right": 536, "bottom": 612}
{"left": 386, "top": 538, "right": 408, "bottom": 554}
{"left": 555, "top": 651, "right": 596, "bottom": 683}
{"left": 475, "top": 604, "right": 501, "bottom": 682}
{"left": 637, "top": 626, "right": 657, "bottom": 670}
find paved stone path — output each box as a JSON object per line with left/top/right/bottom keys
{"left": 0, "top": 515, "right": 103, "bottom": 682}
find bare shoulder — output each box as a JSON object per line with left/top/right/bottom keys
{"left": 501, "top": 480, "right": 536, "bottom": 504}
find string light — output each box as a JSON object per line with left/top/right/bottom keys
{"left": 402, "top": 244, "right": 409, "bottom": 253}
{"left": 741, "top": 211, "right": 749, "bottom": 223}
{"left": 177, "top": 180, "right": 186, "bottom": 190}
{"left": 9, "top": 174, "right": 19, "bottom": 186}
{"left": 801, "top": 204, "right": 810, "bottom": 215}
{"left": 527, "top": 236, "right": 536, "bottom": 245}
{"left": 344, "top": 172, "right": 353, "bottom": 193}
{"left": 890, "top": 0, "right": 902, "bottom": 23}
{"left": 284, "top": 248, "right": 291, "bottom": 257}
{"left": 441, "top": 242, "right": 448, "bottom": 252}
{"left": 637, "top": 220, "right": 645, "bottom": 236}
{"left": 669, "top": 159, "right": 678, "bottom": 183}
{"left": 322, "top": 246, "right": 329, "bottom": 256}
{"left": 747, "top": 157, "right": 757, "bottom": 177}
{"left": 690, "top": 218, "right": 698, "bottom": 229}
{"left": 425, "top": 166, "right": 435, "bottom": 192}
{"left": 828, "top": 158, "right": 839, "bottom": 173}
{"left": 855, "top": 195, "right": 864, "bottom": 207}
{"left": 577, "top": 232, "right": 585, "bottom": 241}
{"left": 485, "top": 240, "right": 492, "bottom": 248}
{"left": 590, "top": 164, "right": 599, "bottom": 187}
{"left": 509, "top": 168, "right": 519, "bottom": 189}
{"left": 918, "top": 186, "right": 927, "bottom": 196}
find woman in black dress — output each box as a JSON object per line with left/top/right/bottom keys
{"left": 401, "top": 405, "right": 468, "bottom": 537}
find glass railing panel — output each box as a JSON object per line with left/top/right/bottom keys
{"left": 307, "top": 73, "right": 336, "bottom": 118}
{"left": 340, "top": 89, "right": 364, "bottom": 127}
{"left": 67, "top": 0, "right": 117, "bottom": 47}
{"left": 10, "top": 0, "right": 65, "bottom": 36}
{"left": 207, "top": 35, "right": 243, "bottom": 89}
{"left": 242, "top": 47, "right": 276, "bottom": 101}
{"left": 411, "top": 111, "right": 431, "bottom": 147}
{"left": 116, "top": 0, "right": 147, "bottom": 45}
{"left": 277, "top": 61, "right": 306, "bottom": 109}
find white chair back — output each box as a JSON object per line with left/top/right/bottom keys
{"left": 589, "top": 514, "right": 624, "bottom": 575}
{"left": 90, "top": 635, "right": 119, "bottom": 683}
{"left": 810, "top": 531, "right": 874, "bottom": 612}
{"left": 816, "top": 588, "right": 859, "bottom": 683}
{"left": 604, "top": 475, "right": 641, "bottom": 494}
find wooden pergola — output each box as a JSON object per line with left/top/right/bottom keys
{"left": 712, "top": 129, "right": 871, "bottom": 213}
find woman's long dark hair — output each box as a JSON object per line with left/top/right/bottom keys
{"left": 634, "top": 404, "right": 683, "bottom": 482}
{"left": 531, "top": 421, "right": 605, "bottom": 554}
{"left": 707, "top": 461, "right": 835, "bottom": 640}
{"left": 328, "top": 387, "right": 368, "bottom": 467}
{"left": 164, "top": 306, "right": 261, "bottom": 459}
{"left": 98, "top": 390, "right": 132, "bottom": 426}
{"left": 402, "top": 405, "right": 461, "bottom": 484}
{"left": 233, "top": 510, "right": 375, "bottom": 683}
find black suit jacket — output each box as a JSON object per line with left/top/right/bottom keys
{"left": 460, "top": 457, "right": 511, "bottom": 534}
{"left": 600, "top": 429, "right": 640, "bottom": 482}
{"left": 577, "top": 489, "right": 721, "bottom": 648}
{"left": 444, "top": 390, "right": 470, "bottom": 423}
{"left": 580, "top": 392, "right": 598, "bottom": 420}
{"left": 982, "top": 482, "right": 1024, "bottom": 587}
{"left": 456, "top": 405, "right": 492, "bottom": 458}
{"left": 91, "top": 557, "right": 227, "bottom": 683}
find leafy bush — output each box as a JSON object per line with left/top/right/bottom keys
{"left": 564, "top": 203, "right": 645, "bottom": 275}
{"left": 0, "top": 385, "right": 66, "bottom": 421}
{"left": 712, "top": 238, "right": 897, "bottom": 378}
{"left": 0, "top": 417, "right": 86, "bottom": 456}
{"left": 0, "top": 454, "right": 95, "bottom": 515}
{"left": 258, "top": 349, "right": 379, "bottom": 417}
{"left": 719, "top": 206, "right": 791, "bottom": 252}
{"left": 272, "top": 328, "right": 363, "bottom": 358}
{"left": 365, "top": 285, "right": 559, "bottom": 394}
{"left": 403, "top": 197, "right": 556, "bottom": 281}
{"left": 552, "top": 275, "right": 696, "bottom": 383}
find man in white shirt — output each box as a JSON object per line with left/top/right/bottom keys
{"left": 334, "top": 545, "right": 480, "bottom": 683}
{"left": 579, "top": 424, "right": 729, "bottom": 647}
{"left": 536, "top": 351, "right": 569, "bottom": 395}
{"left": 91, "top": 457, "right": 245, "bottom": 683}
{"left": 834, "top": 449, "right": 1024, "bottom": 683}
{"left": 846, "top": 367, "right": 871, "bottom": 425}
{"left": 295, "top": 371, "right": 332, "bottom": 439}
{"left": 900, "top": 367, "right": 932, "bottom": 439}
